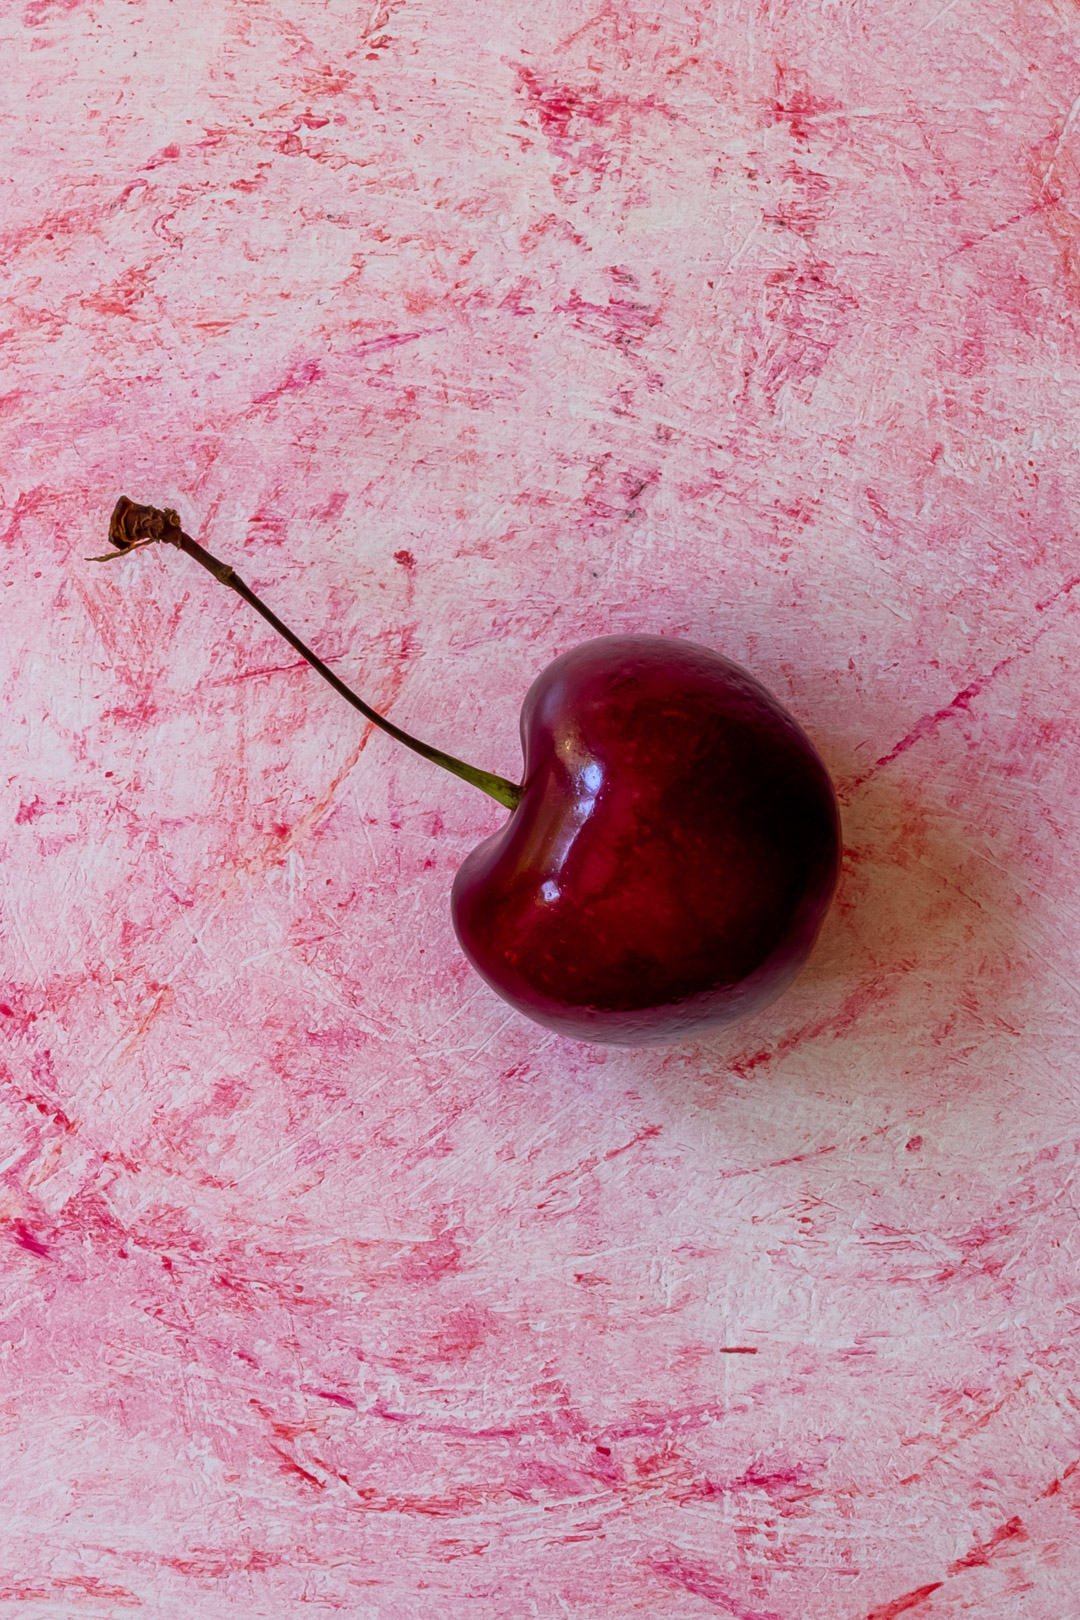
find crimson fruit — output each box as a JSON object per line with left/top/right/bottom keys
{"left": 452, "top": 635, "right": 839, "bottom": 1044}
{"left": 100, "top": 500, "right": 840, "bottom": 1047}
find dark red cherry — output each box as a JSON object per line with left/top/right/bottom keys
{"left": 451, "top": 636, "right": 840, "bottom": 1045}
{"left": 101, "top": 504, "right": 840, "bottom": 1048}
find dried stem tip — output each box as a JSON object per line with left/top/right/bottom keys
{"left": 110, "top": 495, "right": 181, "bottom": 550}
{"left": 88, "top": 497, "right": 185, "bottom": 563}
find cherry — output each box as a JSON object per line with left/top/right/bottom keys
{"left": 97, "top": 500, "right": 840, "bottom": 1046}
{"left": 452, "top": 636, "right": 839, "bottom": 1044}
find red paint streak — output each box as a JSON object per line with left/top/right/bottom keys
{"left": 12, "top": 1221, "right": 50, "bottom": 1257}
{"left": 100, "top": 698, "right": 159, "bottom": 729}
{"left": 23, "top": 0, "right": 89, "bottom": 28}
{"left": 845, "top": 654, "right": 1017, "bottom": 793}
{"left": 253, "top": 358, "right": 324, "bottom": 406}
{"left": 579, "top": 452, "right": 661, "bottom": 527}
{"left": 0, "top": 1004, "right": 38, "bottom": 1037}
{"left": 555, "top": 289, "right": 659, "bottom": 350}
{"left": 143, "top": 142, "right": 181, "bottom": 168}
{"left": 514, "top": 65, "right": 671, "bottom": 193}
{"left": 647, "top": 1551, "right": 783, "bottom": 1618}
{"left": 898, "top": 1379, "right": 1032, "bottom": 1487}
{"left": 312, "top": 489, "right": 348, "bottom": 523}
{"left": 80, "top": 263, "right": 157, "bottom": 319}
{"left": 758, "top": 266, "right": 857, "bottom": 407}
{"left": 933, "top": 1215, "right": 1018, "bottom": 1284}
{"left": 397, "top": 1229, "right": 462, "bottom": 1283}
{"left": 1035, "top": 571, "right": 1080, "bottom": 611}
{"left": 682, "top": 1463, "right": 817, "bottom": 1508}
{"left": 604, "top": 1123, "right": 662, "bottom": 1159}
{"left": 21, "top": 1090, "right": 76, "bottom": 1131}
{"left": 102, "top": 1150, "right": 140, "bottom": 1173}
{"left": 210, "top": 656, "right": 344, "bottom": 687}
{"left": 0, "top": 485, "right": 52, "bottom": 549}
{"left": 516, "top": 66, "right": 661, "bottom": 142}
{"left": 766, "top": 162, "right": 835, "bottom": 240}
{"left": 1043, "top": 1458, "right": 1080, "bottom": 1496}
{"left": 0, "top": 181, "right": 145, "bottom": 257}
{"left": 601, "top": 1404, "right": 726, "bottom": 1443}
{"left": 323, "top": 1466, "right": 531, "bottom": 1516}
{"left": 152, "top": 212, "right": 181, "bottom": 246}
{"left": 0, "top": 1575, "right": 139, "bottom": 1605}
{"left": 432, "top": 1539, "right": 490, "bottom": 1560}
{"left": 368, "top": 1402, "right": 530, "bottom": 1439}
{"left": 863, "top": 1584, "right": 944, "bottom": 1620}
{"left": 771, "top": 65, "right": 843, "bottom": 143}
{"left": 726, "top": 975, "right": 889, "bottom": 1080}
{"left": 57, "top": 1190, "right": 130, "bottom": 1250}
{"left": 405, "top": 1304, "right": 498, "bottom": 1365}
{"left": 947, "top": 1514, "right": 1027, "bottom": 1573}
{"left": 244, "top": 507, "right": 289, "bottom": 549}
{"left": 518, "top": 212, "right": 587, "bottom": 251}
{"left": 840, "top": 561, "right": 1080, "bottom": 802}
{"left": 541, "top": 1125, "right": 660, "bottom": 1197}
{"left": 732, "top": 1464, "right": 810, "bottom": 1492}
{"left": 153, "top": 1550, "right": 282, "bottom": 1577}
{"left": 714, "top": 1142, "right": 837, "bottom": 1180}
{"left": 361, "top": 1396, "right": 727, "bottom": 1449}
{"left": 346, "top": 328, "right": 442, "bottom": 360}
{"left": 948, "top": 204, "right": 1042, "bottom": 256}
{"left": 140, "top": 132, "right": 227, "bottom": 169}
{"left": 269, "top": 1444, "right": 325, "bottom": 1490}
{"left": 762, "top": 1145, "right": 836, "bottom": 1172}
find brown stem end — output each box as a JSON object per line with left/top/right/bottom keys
{"left": 92, "top": 495, "right": 524, "bottom": 815}
{"left": 115, "top": 495, "right": 181, "bottom": 548}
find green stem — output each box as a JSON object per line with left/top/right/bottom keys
{"left": 96, "top": 498, "right": 523, "bottom": 813}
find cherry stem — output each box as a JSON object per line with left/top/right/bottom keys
{"left": 94, "top": 498, "right": 524, "bottom": 813}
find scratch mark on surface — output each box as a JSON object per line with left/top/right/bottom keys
{"left": 915, "top": 0, "right": 963, "bottom": 34}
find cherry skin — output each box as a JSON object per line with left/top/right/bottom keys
{"left": 451, "top": 635, "right": 840, "bottom": 1045}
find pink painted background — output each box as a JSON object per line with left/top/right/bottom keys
{"left": 4, "top": 0, "right": 1080, "bottom": 1614}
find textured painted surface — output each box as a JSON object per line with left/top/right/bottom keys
{"left": 3, "top": 0, "right": 1080, "bottom": 1614}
